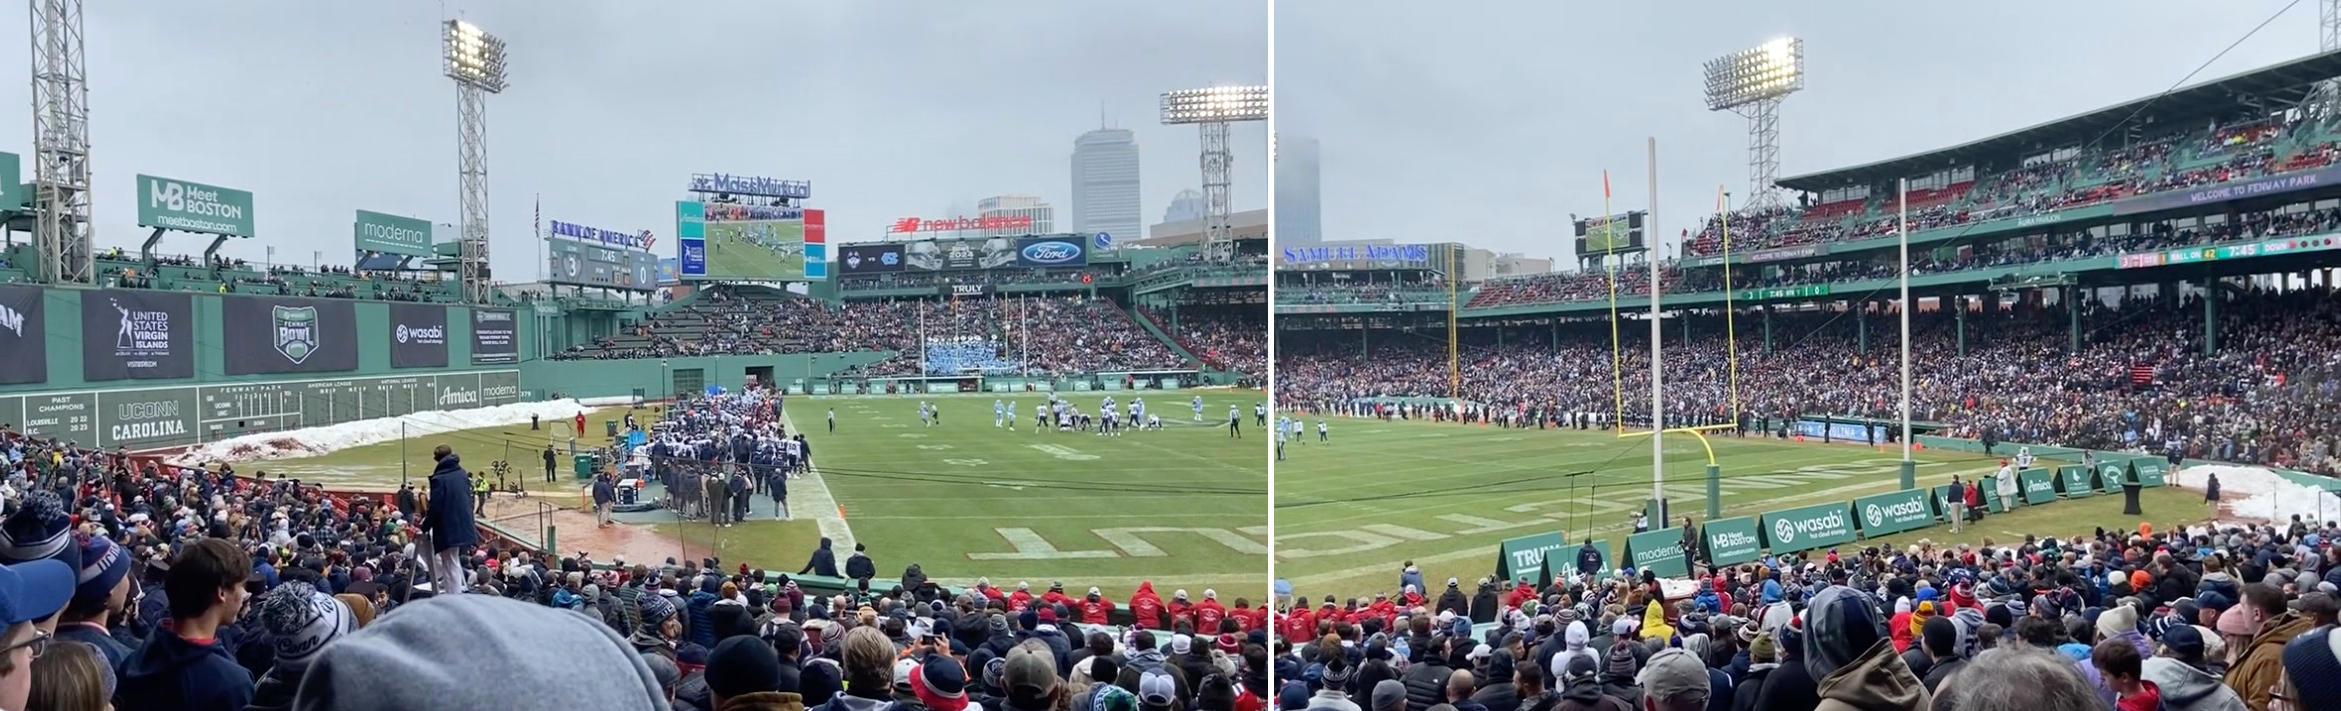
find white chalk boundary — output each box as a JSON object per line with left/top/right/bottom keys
{"left": 778, "top": 408, "right": 857, "bottom": 553}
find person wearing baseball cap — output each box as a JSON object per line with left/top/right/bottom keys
{"left": 0, "top": 557, "right": 74, "bottom": 711}
{"left": 1634, "top": 648, "right": 1709, "bottom": 711}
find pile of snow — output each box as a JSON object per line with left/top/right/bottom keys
{"left": 172, "top": 397, "right": 633, "bottom": 465}
{"left": 2169, "top": 463, "right": 2341, "bottom": 524}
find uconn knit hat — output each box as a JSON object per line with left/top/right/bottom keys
{"left": 260, "top": 581, "right": 357, "bottom": 672}
{"left": 0, "top": 491, "right": 79, "bottom": 569}
{"left": 72, "top": 533, "right": 130, "bottom": 604}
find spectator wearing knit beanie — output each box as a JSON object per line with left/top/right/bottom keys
{"left": 248, "top": 581, "right": 355, "bottom": 711}
{"left": 56, "top": 532, "right": 132, "bottom": 669}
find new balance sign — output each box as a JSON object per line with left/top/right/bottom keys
{"left": 1762, "top": 503, "right": 1855, "bottom": 553}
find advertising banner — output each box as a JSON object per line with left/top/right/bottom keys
{"left": 1703, "top": 516, "right": 1765, "bottom": 566}
{"left": 1854, "top": 489, "right": 1935, "bottom": 537}
{"left": 471, "top": 309, "right": 518, "bottom": 364}
{"left": 221, "top": 297, "right": 357, "bottom": 375}
{"left": 433, "top": 372, "right": 484, "bottom": 410}
{"left": 1015, "top": 236, "right": 1088, "bottom": 268}
{"left": 804, "top": 209, "right": 827, "bottom": 280}
{"left": 136, "top": 174, "right": 254, "bottom": 237}
{"left": 2098, "top": 459, "right": 2129, "bottom": 494}
{"left": 353, "top": 210, "right": 432, "bottom": 258}
{"left": 942, "top": 284, "right": 994, "bottom": 298}
{"left": 1761, "top": 502, "right": 1855, "bottom": 553}
{"left": 2021, "top": 467, "right": 2059, "bottom": 505}
{"left": 2133, "top": 458, "right": 2168, "bottom": 487}
{"left": 906, "top": 238, "right": 1014, "bottom": 271}
{"left": 0, "top": 286, "right": 46, "bottom": 385}
{"left": 1494, "top": 532, "right": 1569, "bottom": 586}
{"left": 81, "top": 290, "right": 193, "bottom": 381}
{"left": 675, "top": 201, "right": 708, "bottom": 277}
{"left": 2059, "top": 465, "right": 2094, "bottom": 498}
{"left": 21, "top": 393, "right": 93, "bottom": 445}
{"left": 387, "top": 303, "right": 449, "bottom": 369}
{"left": 836, "top": 244, "right": 906, "bottom": 274}
{"left": 2113, "top": 164, "right": 2341, "bottom": 216}
{"left": 0, "top": 152, "right": 19, "bottom": 214}
{"left": 1621, "top": 528, "right": 1688, "bottom": 579}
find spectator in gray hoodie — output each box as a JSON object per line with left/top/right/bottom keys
{"left": 292, "top": 594, "right": 666, "bottom": 711}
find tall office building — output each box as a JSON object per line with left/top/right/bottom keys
{"left": 977, "top": 194, "right": 1054, "bottom": 237}
{"left": 1163, "top": 189, "right": 1206, "bottom": 224}
{"left": 1071, "top": 128, "right": 1141, "bottom": 242}
{"left": 1275, "top": 133, "right": 1322, "bottom": 245}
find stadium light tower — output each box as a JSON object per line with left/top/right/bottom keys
{"left": 30, "top": 0, "right": 94, "bottom": 285}
{"left": 1161, "top": 85, "right": 1268, "bottom": 262}
{"left": 444, "top": 19, "right": 508, "bottom": 304}
{"left": 1703, "top": 38, "right": 1804, "bottom": 212}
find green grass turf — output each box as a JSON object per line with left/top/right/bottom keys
{"left": 247, "top": 404, "right": 659, "bottom": 496}
{"left": 655, "top": 518, "right": 828, "bottom": 573}
{"left": 794, "top": 391, "right": 1268, "bottom": 602}
{"left": 704, "top": 220, "right": 805, "bottom": 281}
{"left": 1272, "top": 416, "right": 2203, "bottom": 599}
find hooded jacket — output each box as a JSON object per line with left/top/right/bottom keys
{"left": 1553, "top": 674, "right": 1630, "bottom": 711}
{"left": 1729, "top": 663, "right": 1773, "bottom": 711}
{"left": 1131, "top": 582, "right": 1164, "bottom": 629}
{"left": 117, "top": 626, "right": 258, "bottom": 711}
{"left": 1437, "top": 585, "right": 1470, "bottom": 617}
{"left": 422, "top": 453, "right": 478, "bottom": 549}
{"left": 2226, "top": 610, "right": 2311, "bottom": 711}
{"left": 1813, "top": 639, "right": 1929, "bottom": 711}
{"left": 2141, "top": 657, "right": 2247, "bottom": 711}
{"left": 798, "top": 539, "right": 838, "bottom": 577}
{"left": 1640, "top": 602, "right": 1674, "bottom": 643}
{"left": 1547, "top": 621, "right": 1598, "bottom": 691}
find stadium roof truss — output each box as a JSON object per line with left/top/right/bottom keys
{"left": 1778, "top": 49, "right": 2341, "bottom": 192}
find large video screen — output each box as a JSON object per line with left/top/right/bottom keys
{"left": 678, "top": 201, "right": 805, "bottom": 281}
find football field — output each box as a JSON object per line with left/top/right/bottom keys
{"left": 1273, "top": 415, "right": 2205, "bottom": 598}
{"left": 805, "top": 391, "right": 1268, "bottom": 601}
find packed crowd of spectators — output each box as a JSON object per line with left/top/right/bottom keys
{"left": 1456, "top": 203, "right": 2341, "bottom": 310}
{"left": 1280, "top": 286, "right": 2341, "bottom": 475}
{"left": 1149, "top": 309, "right": 1267, "bottom": 378}
{"left": 558, "top": 287, "right": 1207, "bottom": 378}
{"left": 1273, "top": 517, "right": 2341, "bottom": 711}
{"left": 1279, "top": 278, "right": 1450, "bottom": 306}
{"left": 836, "top": 266, "right": 1125, "bottom": 292}
{"left": 0, "top": 403, "right": 1269, "bottom": 711}
{"left": 1683, "top": 114, "right": 2341, "bottom": 258}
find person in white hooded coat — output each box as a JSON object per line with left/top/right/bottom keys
{"left": 1547, "top": 620, "right": 1601, "bottom": 691}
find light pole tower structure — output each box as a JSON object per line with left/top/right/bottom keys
{"left": 1160, "top": 85, "right": 1266, "bottom": 262}
{"left": 2322, "top": 0, "right": 2341, "bottom": 113}
{"left": 1703, "top": 38, "right": 1804, "bottom": 213}
{"left": 443, "top": 19, "right": 508, "bottom": 304}
{"left": 29, "top": 0, "right": 93, "bottom": 285}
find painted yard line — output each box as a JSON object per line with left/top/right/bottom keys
{"left": 843, "top": 512, "right": 1263, "bottom": 521}
{"left": 1278, "top": 444, "right": 2009, "bottom": 498}
{"left": 1280, "top": 463, "right": 2003, "bottom": 589}
{"left": 778, "top": 411, "right": 857, "bottom": 553}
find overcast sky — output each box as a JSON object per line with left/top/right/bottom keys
{"left": 0, "top": 2, "right": 1266, "bottom": 280}
{"left": 1276, "top": 0, "right": 2321, "bottom": 264}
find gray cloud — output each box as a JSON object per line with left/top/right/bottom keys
{"left": 0, "top": 1, "right": 1264, "bottom": 279}
{"left": 1276, "top": 0, "right": 2314, "bottom": 262}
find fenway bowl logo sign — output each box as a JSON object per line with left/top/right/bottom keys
{"left": 1020, "top": 240, "right": 1081, "bottom": 265}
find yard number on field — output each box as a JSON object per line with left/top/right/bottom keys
{"left": 1026, "top": 444, "right": 1100, "bottom": 461}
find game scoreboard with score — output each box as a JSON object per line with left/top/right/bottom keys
{"left": 0, "top": 371, "right": 520, "bottom": 451}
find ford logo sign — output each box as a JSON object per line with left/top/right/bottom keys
{"left": 1021, "top": 241, "right": 1081, "bottom": 264}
